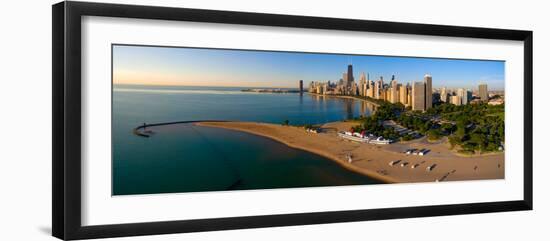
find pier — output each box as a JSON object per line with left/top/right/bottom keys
{"left": 133, "top": 120, "right": 231, "bottom": 137}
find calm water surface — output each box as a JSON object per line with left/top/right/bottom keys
{"left": 113, "top": 85, "right": 380, "bottom": 195}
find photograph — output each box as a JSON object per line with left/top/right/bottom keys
{"left": 112, "top": 44, "right": 505, "bottom": 195}
{"left": 0, "top": 0, "right": 541, "bottom": 240}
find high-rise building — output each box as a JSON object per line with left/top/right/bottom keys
{"left": 456, "top": 88, "right": 465, "bottom": 106}
{"left": 440, "top": 87, "right": 447, "bottom": 103}
{"left": 424, "top": 74, "right": 432, "bottom": 110}
{"left": 367, "top": 80, "right": 374, "bottom": 98}
{"left": 358, "top": 72, "right": 366, "bottom": 96}
{"left": 299, "top": 80, "right": 303, "bottom": 93}
{"left": 407, "top": 90, "right": 412, "bottom": 107}
{"left": 374, "top": 80, "right": 380, "bottom": 99}
{"left": 412, "top": 81, "right": 426, "bottom": 111}
{"left": 322, "top": 83, "right": 328, "bottom": 95}
{"left": 450, "top": 95, "right": 461, "bottom": 106}
{"left": 462, "top": 89, "right": 472, "bottom": 105}
{"left": 308, "top": 81, "right": 314, "bottom": 93}
{"left": 347, "top": 64, "right": 354, "bottom": 88}
{"left": 479, "top": 84, "right": 488, "bottom": 102}
{"left": 399, "top": 84, "right": 408, "bottom": 106}
{"left": 390, "top": 80, "right": 398, "bottom": 103}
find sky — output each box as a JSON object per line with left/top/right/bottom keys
{"left": 113, "top": 44, "right": 505, "bottom": 91}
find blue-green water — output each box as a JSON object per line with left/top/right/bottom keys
{"left": 113, "top": 85, "right": 380, "bottom": 195}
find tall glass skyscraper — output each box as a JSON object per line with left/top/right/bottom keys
{"left": 347, "top": 64, "right": 354, "bottom": 88}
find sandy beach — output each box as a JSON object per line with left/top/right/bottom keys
{"left": 197, "top": 121, "right": 504, "bottom": 184}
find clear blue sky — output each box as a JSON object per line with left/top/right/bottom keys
{"left": 113, "top": 45, "right": 505, "bottom": 90}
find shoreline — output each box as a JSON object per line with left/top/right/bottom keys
{"left": 196, "top": 121, "right": 504, "bottom": 184}
{"left": 196, "top": 121, "right": 397, "bottom": 183}
{"left": 307, "top": 92, "right": 381, "bottom": 108}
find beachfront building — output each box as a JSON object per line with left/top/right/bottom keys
{"left": 479, "top": 83, "right": 488, "bottom": 102}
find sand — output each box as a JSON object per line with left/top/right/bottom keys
{"left": 197, "top": 121, "right": 505, "bottom": 184}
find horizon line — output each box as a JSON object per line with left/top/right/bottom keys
{"left": 113, "top": 82, "right": 505, "bottom": 91}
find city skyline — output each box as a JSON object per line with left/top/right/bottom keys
{"left": 113, "top": 45, "right": 505, "bottom": 90}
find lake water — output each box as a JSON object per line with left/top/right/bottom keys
{"left": 112, "top": 85, "right": 380, "bottom": 195}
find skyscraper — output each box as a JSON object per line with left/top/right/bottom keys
{"left": 440, "top": 87, "right": 447, "bottom": 103}
{"left": 374, "top": 80, "right": 380, "bottom": 99}
{"left": 462, "top": 89, "right": 472, "bottom": 105}
{"left": 299, "top": 80, "right": 303, "bottom": 93}
{"left": 358, "top": 72, "right": 366, "bottom": 96}
{"left": 399, "top": 84, "right": 408, "bottom": 106}
{"left": 367, "top": 80, "right": 374, "bottom": 98}
{"left": 456, "top": 88, "right": 465, "bottom": 106}
{"left": 407, "top": 89, "right": 412, "bottom": 107}
{"left": 390, "top": 79, "right": 398, "bottom": 103}
{"left": 412, "top": 81, "right": 426, "bottom": 111}
{"left": 347, "top": 64, "right": 354, "bottom": 88}
{"left": 479, "top": 84, "right": 488, "bottom": 102}
{"left": 424, "top": 74, "right": 432, "bottom": 110}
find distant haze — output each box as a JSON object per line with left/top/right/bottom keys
{"left": 113, "top": 45, "right": 505, "bottom": 91}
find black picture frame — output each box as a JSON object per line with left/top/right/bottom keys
{"left": 52, "top": 1, "right": 533, "bottom": 240}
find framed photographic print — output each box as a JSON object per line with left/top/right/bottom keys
{"left": 52, "top": 1, "right": 533, "bottom": 240}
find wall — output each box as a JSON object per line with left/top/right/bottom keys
{"left": 0, "top": 0, "right": 547, "bottom": 240}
